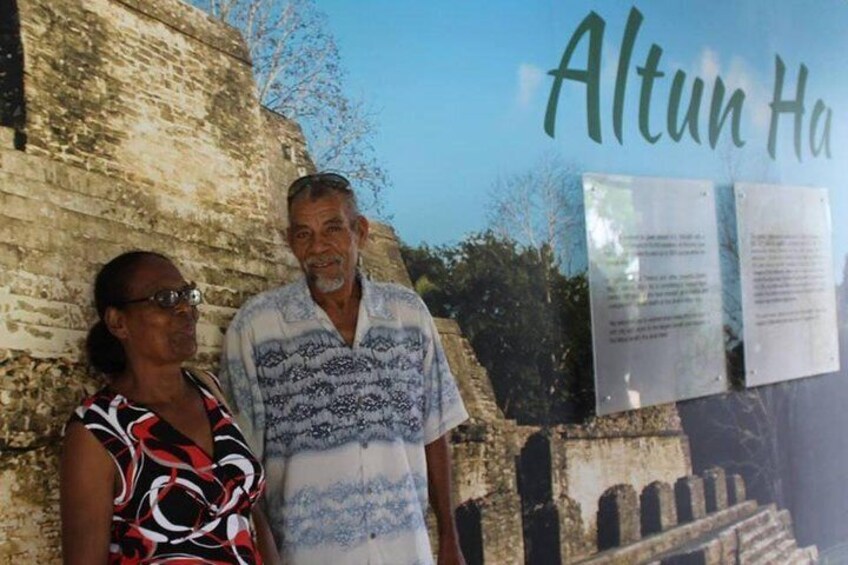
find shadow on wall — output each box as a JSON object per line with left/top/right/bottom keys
{"left": 0, "top": 0, "right": 26, "bottom": 149}
{"left": 456, "top": 500, "right": 484, "bottom": 565}
{"left": 517, "top": 432, "right": 563, "bottom": 565}
{"left": 679, "top": 361, "right": 848, "bottom": 551}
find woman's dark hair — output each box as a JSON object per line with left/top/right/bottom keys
{"left": 85, "top": 250, "right": 169, "bottom": 375}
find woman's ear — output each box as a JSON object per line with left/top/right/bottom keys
{"left": 104, "top": 306, "right": 129, "bottom": 341}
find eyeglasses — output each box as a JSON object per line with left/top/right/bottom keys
{"left": 287, "top": 172, "right": 351, "bottom": 201}
{"left": 118, "top": 283, "right": 203, "bottom": 309}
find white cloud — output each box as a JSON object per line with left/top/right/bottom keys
{"left": 516, "top": 63, "right": 544, "bottom": 109}
{"left": 699, "top": 48, "right": 721, "bottom": 83}
{"left": 726, "top": 56, "right": 770, "bottom": 130}
{"left": 695, "top": 48, "right": 770, "bottom": 132}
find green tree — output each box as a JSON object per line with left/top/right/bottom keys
{"left": 402, "top": 232, "right": 594, "bottom": 424}
{"left": 550, "top": 272, "right": 594, "bottom": 419}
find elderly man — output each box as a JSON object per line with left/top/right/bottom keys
{"left": 220, "top": 173, "right": 469, "bottom": 564}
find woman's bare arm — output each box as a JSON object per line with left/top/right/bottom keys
{"left": 60, "top": 421, "right": 115, "bottom": 565}
{"left": 252, "top": 501, "right": 282, "bottom": 565}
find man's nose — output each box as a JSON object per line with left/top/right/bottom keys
{"left": 308, "top": 232, "right": 332, "bottom": 253}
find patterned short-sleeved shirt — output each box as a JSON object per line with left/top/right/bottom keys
{"left": 220, "top": 276, "right": 468, "bottom": 564}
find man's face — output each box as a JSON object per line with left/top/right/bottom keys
{"left": 287, "top": 192, "right": 368, "bottom": 298}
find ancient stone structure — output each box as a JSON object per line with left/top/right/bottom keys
{"left": 0, "top": 0, "right": 819, "bottom": 563}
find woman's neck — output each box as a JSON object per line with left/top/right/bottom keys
{"left": 111, "top": 362, "right": 187, "bottom": 406}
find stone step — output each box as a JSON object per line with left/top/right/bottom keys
{"left": 786, "top": 546, "right": 817, "bottom": 565}
{"left": 0, "top": 126, "right": 15, "bottom": 150}
{"left": 738, "top": 511, "right": 785, "bottom": 560}
{"left": 576, "top": 501, "right": 759, "bottom": 565}
{"left": 751, "top": 533, "right": 798, "bottom": 565}
{"left": 776, "top": 508, "right": 793, "bottom": 532}
{"left": 578, "top": 501, "right": 816, "bottom": 565}
{"left": 801, "top": 545, "right": 819, "bottom": 563}
{"left": 740, "top": 522, "right": 788, "bottom": 564}
{"left": 733, "top": 506, "right": 774, "bottom": 545}
{"left": 653, "top": 504, "right": 807, "bottom": 565}
{"left": 652, "top": 507, "right": 770, "bottom": 564}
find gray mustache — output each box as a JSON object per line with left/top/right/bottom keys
{"left": 305, "top": 255, "right": 343, "bottom": 267}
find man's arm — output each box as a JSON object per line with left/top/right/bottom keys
{"left": 425, "top": 433, "right": 466, "bottom": 565}
{"left": 415, "top": 294, "right": 469, "bottom": 564}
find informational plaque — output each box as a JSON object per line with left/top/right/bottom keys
{"left": 735, "top": 183, "right": 839, "bottom": 387}
{"left": 584, "top": 174, "right": 727, "bottom": 415}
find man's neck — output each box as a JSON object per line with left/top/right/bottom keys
{"left": 310, "top": 276, "right": 361, "bottom": 312}
{"left": 310, "top": 277, "right": 362, "bottom": 345}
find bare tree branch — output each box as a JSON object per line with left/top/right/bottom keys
{"left": 191, "top": 0, "right": 390, "bottom": 215}
{"left": 487, "top": 153, "right": 585, "bottom": 275}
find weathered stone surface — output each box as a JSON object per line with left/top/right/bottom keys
{"left": 641, "top": 481, "right": 678, "bottom": 536}
{"left": 726, "top": 473, "right": 747, "bottom": 505}
{"left": 18, "top": 0, "right": 270, "bottom": 220}
{"left": 702, "top": 467, "right": 728, "bottom": 513}
{"left": 261, "top": 108, "right": 315, "bottom": 232}
{"left": 597, "top": 484, "right": 640, "bottom": 550}
{"left": 0, "top": 351, "right": 100, "bottom": 450}
{"left": 436, "top": 318, "right": 503, "bottom": 423}
{"left": 558, "top": 493, "right": 586, "bottom": 563}
{"left": 430, "top": 421, "right": 525, "bottom": 564}
{"left": 675, "top": 476, "right": 707, "bottom": 524}
{"left": 0, "top": 445, "right": 62, "bottom": 564}
{"left": 559, "top": 403, "right": 685, "bottom": 438}
{"left": 362, "top": 222, "right": 414, "bottom": 288}
{"left": 550, "top": 431, "right": 690, "bottom": 560}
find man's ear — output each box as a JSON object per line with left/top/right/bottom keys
{"left": 104, "top": 306, "right": 130, "bottom": 341}
{"left": 355, "top": 215, "right": 369, "bottom": 247}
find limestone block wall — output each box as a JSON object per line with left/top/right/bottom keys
{"left": 361, "top": 222, "right": 415, "bottom": 288}
{"left": 0, "top": 118, "right": 303, "bottom": 563}
{"left": 18, "top": 0, "right": 271, "bottom": 221}
{"left": 548, "top": 406, "right": 691, "bottom": 560}
{"left": 262, "top": 107, "right": 316, "bottom": 230}
{"left": 439, "top": 319, "right": 525, "bottom": 564}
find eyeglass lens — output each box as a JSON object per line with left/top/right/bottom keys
{"left": 153, "top": 287, "right": 202, "bottom": 308}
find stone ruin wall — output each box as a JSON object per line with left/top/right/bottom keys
{"left": 0, "top": 0, "right": 694, "bottom": 562}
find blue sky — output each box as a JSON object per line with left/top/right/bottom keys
{"left": 320, "top": 0, "right": 848, "bottom": 276}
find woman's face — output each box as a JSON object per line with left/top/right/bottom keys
{"left": 108, "top": 255, "right": 199, "bottom": 368}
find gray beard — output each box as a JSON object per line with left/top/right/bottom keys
{"left": 313, "top": 274, "right": 345, "bottom": 293}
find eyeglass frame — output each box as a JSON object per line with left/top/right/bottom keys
{"left": 116, "top": 283, "right": 203, "bottom": 309}
{"left": 286, "top": 172, "right": 352, "bottom": 203}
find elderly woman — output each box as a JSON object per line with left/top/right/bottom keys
{"left": 61, "top": 251, "right": 279, "bottom": 564}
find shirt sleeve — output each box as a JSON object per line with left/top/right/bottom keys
{"left": 219, "top": 314, "right": 266, "bottom": 461}
{"left": 420, "top": 306, "right": 469, "bottom": 444}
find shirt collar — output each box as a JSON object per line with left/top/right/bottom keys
{"left": 281, "top": 273, "right": 394, "bottom": 322}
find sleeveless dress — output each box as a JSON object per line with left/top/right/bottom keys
{"left": 71, "top": 371, "right": 266, "bottom": 564}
